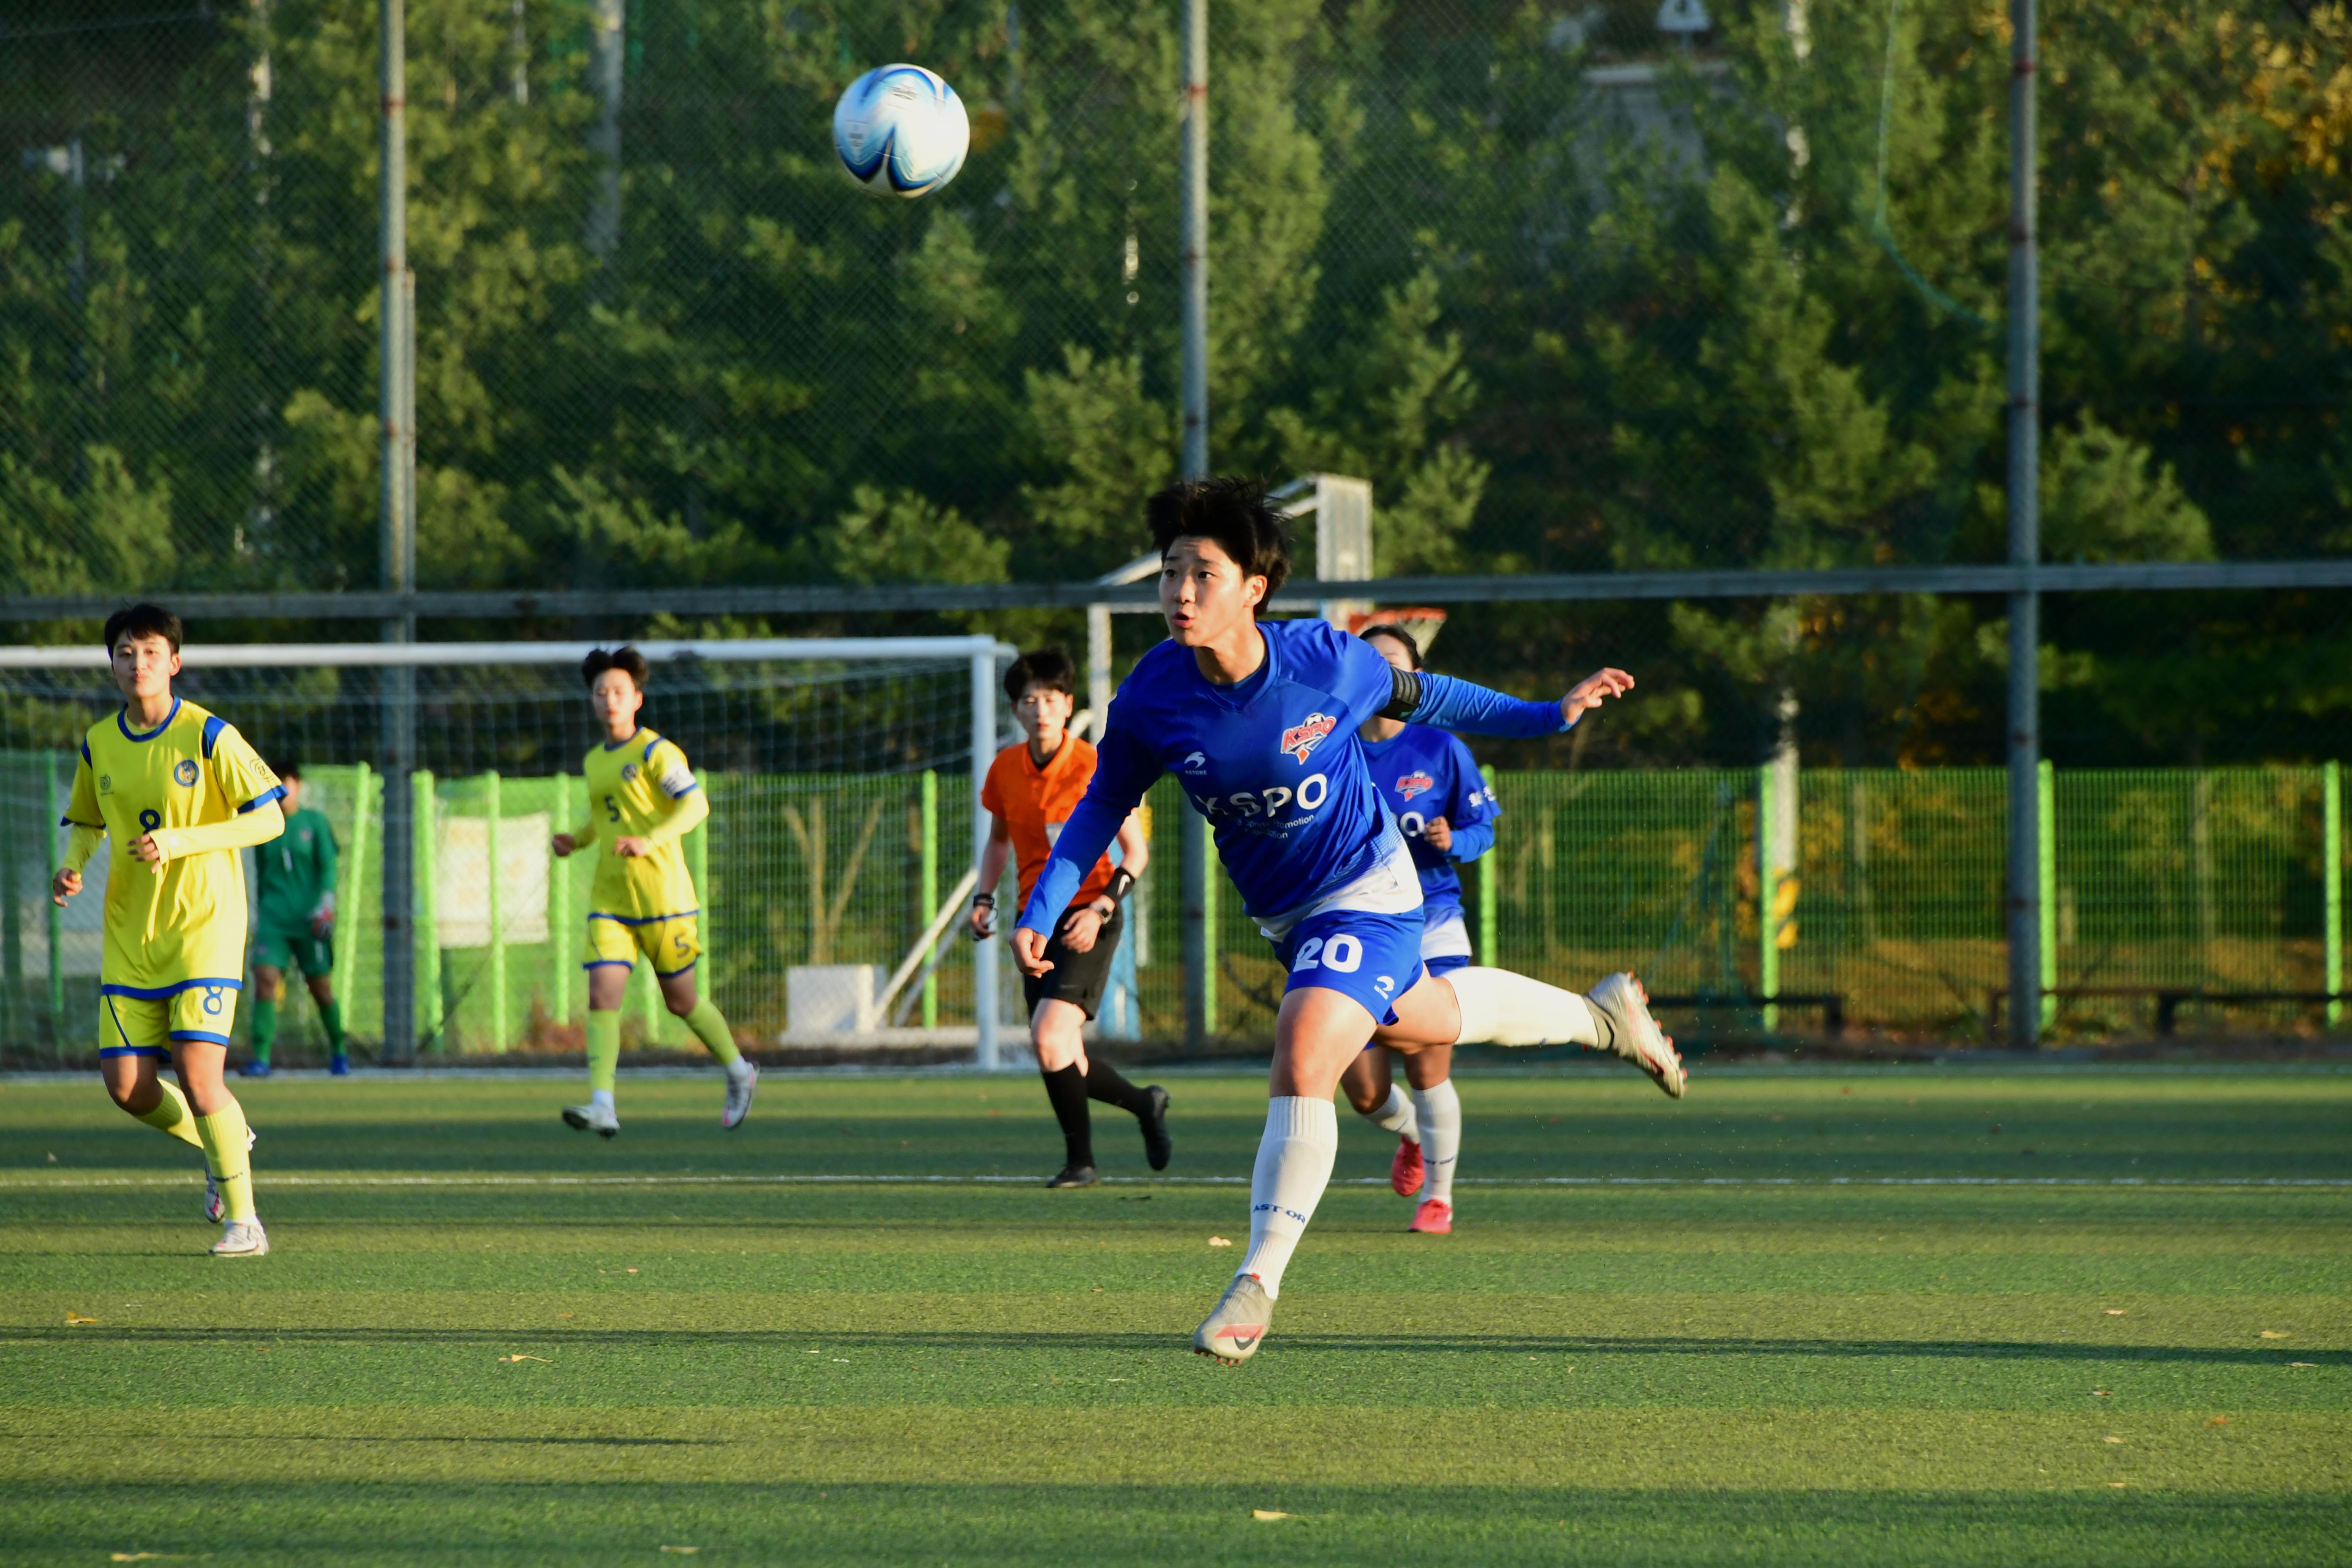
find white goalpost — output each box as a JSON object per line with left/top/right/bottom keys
{"left": 0, "top": 634, "right": 1020, "bottom": 1068}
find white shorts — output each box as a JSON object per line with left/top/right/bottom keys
{"left": 1421, "top": 907, "right": 1471, "bottom": 962}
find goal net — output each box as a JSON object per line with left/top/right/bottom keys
{"left": 0, "top": 637, "right": 1025, "bottom": 1065}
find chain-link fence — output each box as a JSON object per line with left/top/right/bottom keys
{"left": 6, "top": 750, "right": 2342, "bottom": 1060}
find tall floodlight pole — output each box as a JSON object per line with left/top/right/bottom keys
{"left": 2004, "top": 0, "right": 2041, "bottom": 1049}
{"left": 1178, "top": 0, "right": 1211, "bottom": 1051}
{"left": 378, "top": 0, "right": 417, "bottom": 1062}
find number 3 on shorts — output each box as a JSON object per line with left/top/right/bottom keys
{"left": 1291, "top": 934, "right": 1362, "bottom": 973}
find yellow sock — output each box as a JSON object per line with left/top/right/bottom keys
{"left": 586, "top": 1010, "right": 621, "bottom": 1094}
{"left": 194, "top": 1103, "right": 256, "bottom": 1224}
{"left": 133, "top": 1081, "right": 204, "bottom": 1150}
{"left": 683, "top": 1000, "right": 740, "bottom": 1066}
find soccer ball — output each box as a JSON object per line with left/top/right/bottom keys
{"left": 833, "top": 65, "right": 970, "bottom": 199}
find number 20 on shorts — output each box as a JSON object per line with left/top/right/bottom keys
{"left": 1291, "top": 934, "right": 1362, "bottom": 973}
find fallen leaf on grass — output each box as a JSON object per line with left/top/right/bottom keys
{"left": 2107, "top": 1482, "right": 2129, "bottom": 1489}
{"left": 659, "top": 1549, "right": 700, "bottom": 1556}
{"left": 498, "top": 1355, "right": 552, "bottom": 1364}
{"left": 2104, "top": 1309, "right": 2126, "bottom": 1317}
{"left": 65, "top": 1312, "right": 95, "bottom": 1326}
{"left": 2258, "top": 1330, "right": 2288, "bottom": 1339}
{"left": 1208, "top": 1236, "right": 1233, "bottom": 1248}
{"left": 2104, "top": 1436, "right": 2125, "bottom": 1444}
{"left": 1252, "top": 1510, "right": 1293, "bottom": 1522}
{"left": 2207, "top": 1416, "right": 2228, "bottom": 1426}
{"left": 2287, "top": 1362, "right": 2316, "bottom": 1368}
{"left": 2092, "top": 1390, "right": 2112, "bottom": 1397}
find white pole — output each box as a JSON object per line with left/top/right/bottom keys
{"left": 971, "top": 648, "right": 999, "bottom": 1068}
{"left": 1086, "top": 602, "right": 1112, "bottom": 736}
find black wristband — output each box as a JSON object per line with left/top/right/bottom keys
{"left": 1378, "top": 665, "right": 1423, "bottom": 722}
{"left": 1106, "top": 868, "right": 1136, "bottom": 906}
{"left": 973, "top": 892, "right": 995, "bottom": 907}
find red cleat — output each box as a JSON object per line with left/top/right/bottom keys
{"left": 1408, "top": 1198, "right": 1452, "bottom": 1234}
{"left": 1390, "top": 1136, "right": 1425, "bottom": 1197}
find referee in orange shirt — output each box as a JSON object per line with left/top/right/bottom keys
{"left": 972, "top": 647, "right": 1170, "bottom": 1187}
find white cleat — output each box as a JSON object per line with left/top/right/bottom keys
{"left": 210, "top": 1219, "right": 269, "bottom": 1257}
{"left": 1192, "top": 1273, "right": 1276, "bottom": 1364}
{"left": 562, "top": 1101, "right": 620, "bottom": 1138}
{"left": 721, "top": 1061, "right": 760, "bottom": 1130}
{"left": 1587, "top": 972, "right": 1687, "bottom": 1099}
{"left": 205, "top": 1124, "right": 259, "bottom": 1225}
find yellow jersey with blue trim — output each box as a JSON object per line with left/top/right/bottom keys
{"left": 64, "top": 698, "right": 284, "bottom": 998}
{"left": 578, "top": 729, "right": 701, "bottom": 920}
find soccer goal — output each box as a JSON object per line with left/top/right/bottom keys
{"left": 0, "top": 635, "right": 1029, "bottom": 1067}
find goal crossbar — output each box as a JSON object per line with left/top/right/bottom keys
{"left": 0, "top": 636, "right": 1012, "bottom": 669}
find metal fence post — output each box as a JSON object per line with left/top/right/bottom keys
{"left": 485, "top": 770, "right": 506, "bottom": 1052}
{"left": 2326, "top": 760, "right": 2342, "bottom": 1027}
{"left": 335, "top": 762, "right": 372, "bottom": 1025}
{"left": 45, "top": 755, "right": 65, "bottom": 1050}
{"left": 971, "top": 645, "right": 998, "bottom": 1068}
{"left": 2004, "top": 0, "right": 2043, "bottom": 1049}
{"left": 550, "top": 773, "right": 571, "bottom": 1028}
{"left": 1759, "top": 763, "right": 1779, "bottom": 1031}
{"left": 2038, "top": 758, "right": 2057, "bottom": 1027}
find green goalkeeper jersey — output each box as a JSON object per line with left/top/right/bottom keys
{"left": 254, "top": 804, "right": 338, "bottom": 932}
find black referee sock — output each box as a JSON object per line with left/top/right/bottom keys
{"left": 1040, "top": 1064, "right": 1094, "bottom": 1168}
{"left": 1082, "top": 1059, "right": 1154, "bottom": 1119}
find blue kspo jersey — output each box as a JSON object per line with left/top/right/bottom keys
{"left": 1360, "top": 723, "right": 1498, "bottom": 923}
{"left": 1020, "top": 618, "right": 1564, "bottom": 936}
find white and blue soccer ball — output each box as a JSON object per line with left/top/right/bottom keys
{"left": 833, "top": 65, "right": 970, "bottom": 199}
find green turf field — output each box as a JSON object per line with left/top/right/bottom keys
{"left": 2, "top": 1065, "right": 2347, "bottom": 1565}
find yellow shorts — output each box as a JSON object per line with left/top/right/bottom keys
{"left": 98, "top": 982, "right": 242, "bottom": 1058}
{"left": 583, "top": 912, "right": 702, "bottom": 977}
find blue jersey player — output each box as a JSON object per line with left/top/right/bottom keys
{"left": 1013, "top": 477, "right": 1687, "bottom": 1365}
{"left": 1339, "top": 622, "right": 1498, "bottom": 1236}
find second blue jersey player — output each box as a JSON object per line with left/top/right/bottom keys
{"left": 1340, "top": 621, "right": 1497, "bottom": 1236}
{"left": 1014, "top": 476, "right": 1687, "bottom": 1366}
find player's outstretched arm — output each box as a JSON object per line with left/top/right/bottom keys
{"left": 1402, "top": 667, "right": 1634, "bottom": 738}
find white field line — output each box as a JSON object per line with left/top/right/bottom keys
{"left": 3, "top": 1172, "right": 2348, "bottom": 1192}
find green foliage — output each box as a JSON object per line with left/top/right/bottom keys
{"left": 1, "top": 0, "right": 2347, "bottom": 762}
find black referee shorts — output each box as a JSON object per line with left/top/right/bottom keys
{"left": 1021, "top": 903, "right": 1124, "bottom": 1021}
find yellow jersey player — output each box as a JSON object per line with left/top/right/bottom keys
{"left": 50, "top": 604, "right": 287, "bottom": 1257}
{"left": 550, "top": 646, "right": 753, "bottom": 1135}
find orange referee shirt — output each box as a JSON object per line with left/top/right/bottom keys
{"left": 981, "top": 735, "right": 1118, "bottom": 914}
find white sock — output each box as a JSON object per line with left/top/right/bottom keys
{"left": 591, "top": 1089, "right": 615, "bottom": 1112}
{"left": 1364, "top": 1083, "right": 1419, "bottom": 1142}
{"left": 1446, "top": 966, "right": 1599, "bottom": 1048}
{"left": 1411, "top": 1079, "right": 1462, "bottom": 1206}
{"left": 724, "top": 1055, "right": 754, "bottom": 1083}
{"left": 1237, "top": 1095, "right": 1339, "bottom": 1300}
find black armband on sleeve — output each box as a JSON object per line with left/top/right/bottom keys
{"left": 1106, "top": 868, "right": 1136, "bottom": 906}
{"left": 1378, "top": 666, "right": 1423, "bottom": 722}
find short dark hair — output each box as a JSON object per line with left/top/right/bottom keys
{"left": 103, "top": 603, "right": 182, "bottom": 656}
{"left": 273, "top": 760, "right": 302, "bottom": 782}
{"left": 1147, "top": 475, "right": 1291, "bottom": 609}
{"left": 1358, "top": 623, "right": 1424, "bottom": 670}
{"left": 582, "top": 645, "right": 650, "bottom": 689}
{"left": 1004, "top": 645, "right": 1077, "bottom": 706}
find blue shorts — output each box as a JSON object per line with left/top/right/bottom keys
{"left": 1272, "top": 906, "right": 1426, "bottom": 1028}
{"left": 1424, "top": 953, "right": 1469, "bottom": 977}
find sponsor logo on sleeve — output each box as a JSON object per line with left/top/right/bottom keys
{"left": 1279, "top": 713, "right": 1338, "bottom": 764}
{"left": 1396, "top": 771, "right": 1435, "bottom": 801}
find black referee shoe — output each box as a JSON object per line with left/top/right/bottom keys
{"left": 1046, "top": 1164, "right": 1099, "bottom": 1188}
{"left": 1139, "top": 1086, "right": 1173, "bottom": 1171}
